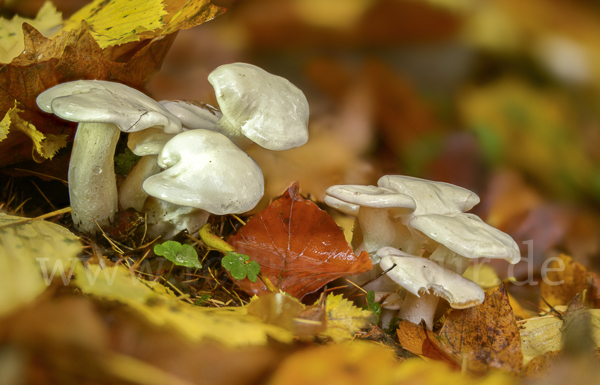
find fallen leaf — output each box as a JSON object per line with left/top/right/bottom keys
{"left": 540, "top": 253, "right": 600, "bottom": 309}
{"left": 228, "top": 183, "right": 372, "bottom": 299}
{"left": 0, "top": 213, "right": 81, "bottom": 317}
{"left": 0, "top": 1, "right": 63, "bottom": 63}
{"left": 522, "top": 351, "right": 562, "bottom": 379}
{"left": 73, "top": 263, "right": 293, "bottom": 347}
{"left": 519, "top": 312, "right": 563, "bottom": 366}
{"left": 316, "top": 293, "right": 375, "bottom": 342}
{"left": 62, "top": 0, "right": 225, "bottom": 49}
{"left": 435, "top": 285, "right": 522, "bottom": 373}
{"left": 0, "top": 22, "right": 176, "bottom": 167}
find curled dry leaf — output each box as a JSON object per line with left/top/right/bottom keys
{"left": 228, "top": 183, "right": 372, "bottom": 299}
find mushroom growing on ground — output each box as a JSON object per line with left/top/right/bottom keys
{"left": 377, "top": 246, "right": 485, "bottom": 329}
{"left": 142, "top": 129, "right": 264, "bottom": 238}
{"left": 36, "top": 80, "right": 182, "bottom": 233}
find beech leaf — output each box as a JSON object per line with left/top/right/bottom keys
{"left": 228, "top": 183, "right": 372, "bottom": 299}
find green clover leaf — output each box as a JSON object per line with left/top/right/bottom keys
{"left": 154, "top": 241, "right": 201, "bottom": 269}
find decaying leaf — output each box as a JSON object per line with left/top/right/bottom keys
{"left": 0, "top": 1, "right": 63, "bottom": 63}
{"left": 0, "top": 213, "right": 81, "bottom": 317}
{"left": 540, "top": 253, "right": 600, "bottom": 309}
{"left": 73, "top": 263, "right": 293, "bottom": 347}
{"left": 228, "top": 183, "right": 372, "bottom": 299}
{"left": 398, "top": 285, "right": 522, "bottom": 374}
{"left": 62, "top": 0, "right": 224, "bottom": 49}
{"left": 519, "top": 311, "right": 564, "bottom": 366}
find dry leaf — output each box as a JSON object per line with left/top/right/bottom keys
{"left": 0, "top": 22, "right": 176, "bottom": 167}
{"left": 62, "top": 0, "right": 224, "bottom": 49}
{"left": 317, "top": 293, "right": 374, "bottom": 342}
{"left": 228, "top": 183, "right": 372, "bottom": 299}
{"left": 540, "top": 253, "right": 600, "bottom": 309}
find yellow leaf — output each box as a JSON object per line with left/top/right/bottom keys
{"left": 62, "top": 0, "right": 224, "bottom": 49}
{"left": 519, "top": 312, "right": 564, "bottom": 366}
{"left": 0, "top": 213, "right": 81, "bottom": 317}
{"left": 0, "top": 101, "right": 67, "bottom": 161}
{"left": 0, "top": 1, "right": 63, "bottom": 63}
{"left": 317, "top": 293, "right": 374, "bottom": 342}
{"left": 63, "top": 0, "right": 167, "bottom": 48}
{"left": 73, "top": 263, "right": 293, "bottom": 347}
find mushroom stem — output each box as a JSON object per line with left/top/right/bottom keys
{"left": 119, "top": 155, "right": 162, "bottom": 212}
{"left": 399, "top": 291, "right": 440, "bottom": 330}
{"left": 355, "top": 207, "right": 397, "bottom": 260}
{"left": 69, "top": 122, "right": 120, "bottom": 233}
{"left": 429, "top": 244, "right": 470, "bottom": 274}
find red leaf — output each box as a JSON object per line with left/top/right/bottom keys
{"left": 228, "top": 183, "right": 372, "bottom": 299}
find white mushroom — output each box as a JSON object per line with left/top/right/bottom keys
{"left": 207, "top": 63, "right": 309, "bottom": 150}
{"left": 324, "top": 185, "right": 416, "bottom": 260}
{"left": 378, "top": 246, "right": 485, "bottom": 329}
{"left": 36, "top": 80, "right": 181, "bottom": 233}
{"left": 142, "top": 129, "right": 264, "bottom": 238}
{"left": 409, "top": 212, "right": 521, "bottom": 274}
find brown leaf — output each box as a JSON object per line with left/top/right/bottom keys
{"left": 434, "top": 285, "right": 523, "bottom": 374}
{"left": 0, "top": 22, "right": 176, "bottom": 167}
{"left": 228, "top": 183, "right": 372, "bottom": 299}
{"left": 522, "top": 351, "right": 562, "bottom": 379}
{"left": 396, "top": 320, "right": 461, "bottom": 369}
{"left": 540, "top": 253, "right": 600, "bottom": 309}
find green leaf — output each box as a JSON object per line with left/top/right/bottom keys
{"left": 222, "top": 252, "right": 261, "bottom": 282}
{"left": 153, "top": 241, "right": 201, "bottom": 269}
{"left": 114, "top": 147, "right": 140, "bottom": 175}
{"left": 362, "top": 290, "right": 381, "bottom": 324}
{"left": 246, "top": 261, "right": 261, "bottom": 283}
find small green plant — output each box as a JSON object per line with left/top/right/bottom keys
{"left": 194, "top": 293, "right": 211, "bottom": 306}
{"left": 221, "top": 251, "right": 261, "bottom": 283}
{"left": 153, "top": 241, "right": 201, "bottom": 268}
{"left": 114, "top": 147, "right": 141, "bottom": 175}
{"left": 362, "top": 290, "right": 382, "bottom": 324}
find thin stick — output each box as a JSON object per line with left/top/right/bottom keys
{"left": 30, "top": 181, "right": 56, "bottom": 209}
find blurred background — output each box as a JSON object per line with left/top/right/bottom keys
{"left": 4, "top": 0, "right": 600, "bottom": 297}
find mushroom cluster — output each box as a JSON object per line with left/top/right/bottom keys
{"left": 325, "top": 175, "right": 520, "bottom": 329}
{"left": 37, "top": 63, "right": 309, "bottom": 237}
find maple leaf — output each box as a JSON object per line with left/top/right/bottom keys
{"left": 228, "top": 183, "right": 372, "bottom": 299}
{"left": 398, "top": 285, "right": 522, "bottom": 374}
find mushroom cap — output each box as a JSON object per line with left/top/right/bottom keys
{"left": 208, "top": 63, "right": 309, "bottom": 151}
{"left": 142, "top": 130, "right": 264, "bottom": 215}
{"left": 409, "top": 213, "right": 521, "bottom": 263}
{"left": 127, "top": 128, "right": 176, "bottom": 156}
{"left": 37, "top": 80, "right": 182, "bottom": 134}
{"left": 324, "top": 195, "right": 360, "bottom": 216}
{"left": 159, "top": 100, "right": 222, "bottom": 130}
{"left": 325, "top": 185, "right": 416, "bottom": 216}
{"left": 378, "top": 175, "right": 480, "bottom": 216}
{"left": 377, "top": 246, "right": 485, "bottom": 309}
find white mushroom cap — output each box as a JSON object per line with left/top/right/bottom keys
{"left": 37, "top": 80, "right": 182, "bottom": 134}
{"left": 143, "top": 130, "right": 264, "bottom": 215}
{"left": 409, "top": 212, "right": 521, "bottom": 263}
{"left": 208, "top": 63, "right": 309, "bottom": 151}
{"left": 323, "top": 195, "right": 360, "bottom": 216}
{"left": 127, "top": 128, "right": 176, "bottom": 156}
{"left": 325, "top": 185, "right": 416, "bottom": 216}
{"left": 378, "top": 175, "right": 480, "bottom": 216}
{"left": 378, "top": 246, "right": 485, "bottom": 309}
{"left": 159, "top": 100, "right": 222, "bottom": 131}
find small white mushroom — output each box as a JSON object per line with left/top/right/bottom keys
{"left": 324, "top": 185, "right": 416, "bottom": 260}
{"left": 142, "top": 129, "right": 264, "bottom": 238}
{"left": 409, "top": 212, "right": 521, "bottom": 274}
{"left": 36, "top": 80, "right": 181, "bottom": 233}
{"left": 207, "top": 63, "right": 309, "bottom": 151}
{"left": 378, "top": 246, "right": 485, "bottom": 329}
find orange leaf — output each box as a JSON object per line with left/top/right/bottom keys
{"left": 397, "top": 320, "right": 461, "bottom": 369}
{"left": 0, "top": 22, "right": 175, "bottom": 167}
{"left": 228, "top": 183, "right": 372, "bottom": 299}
